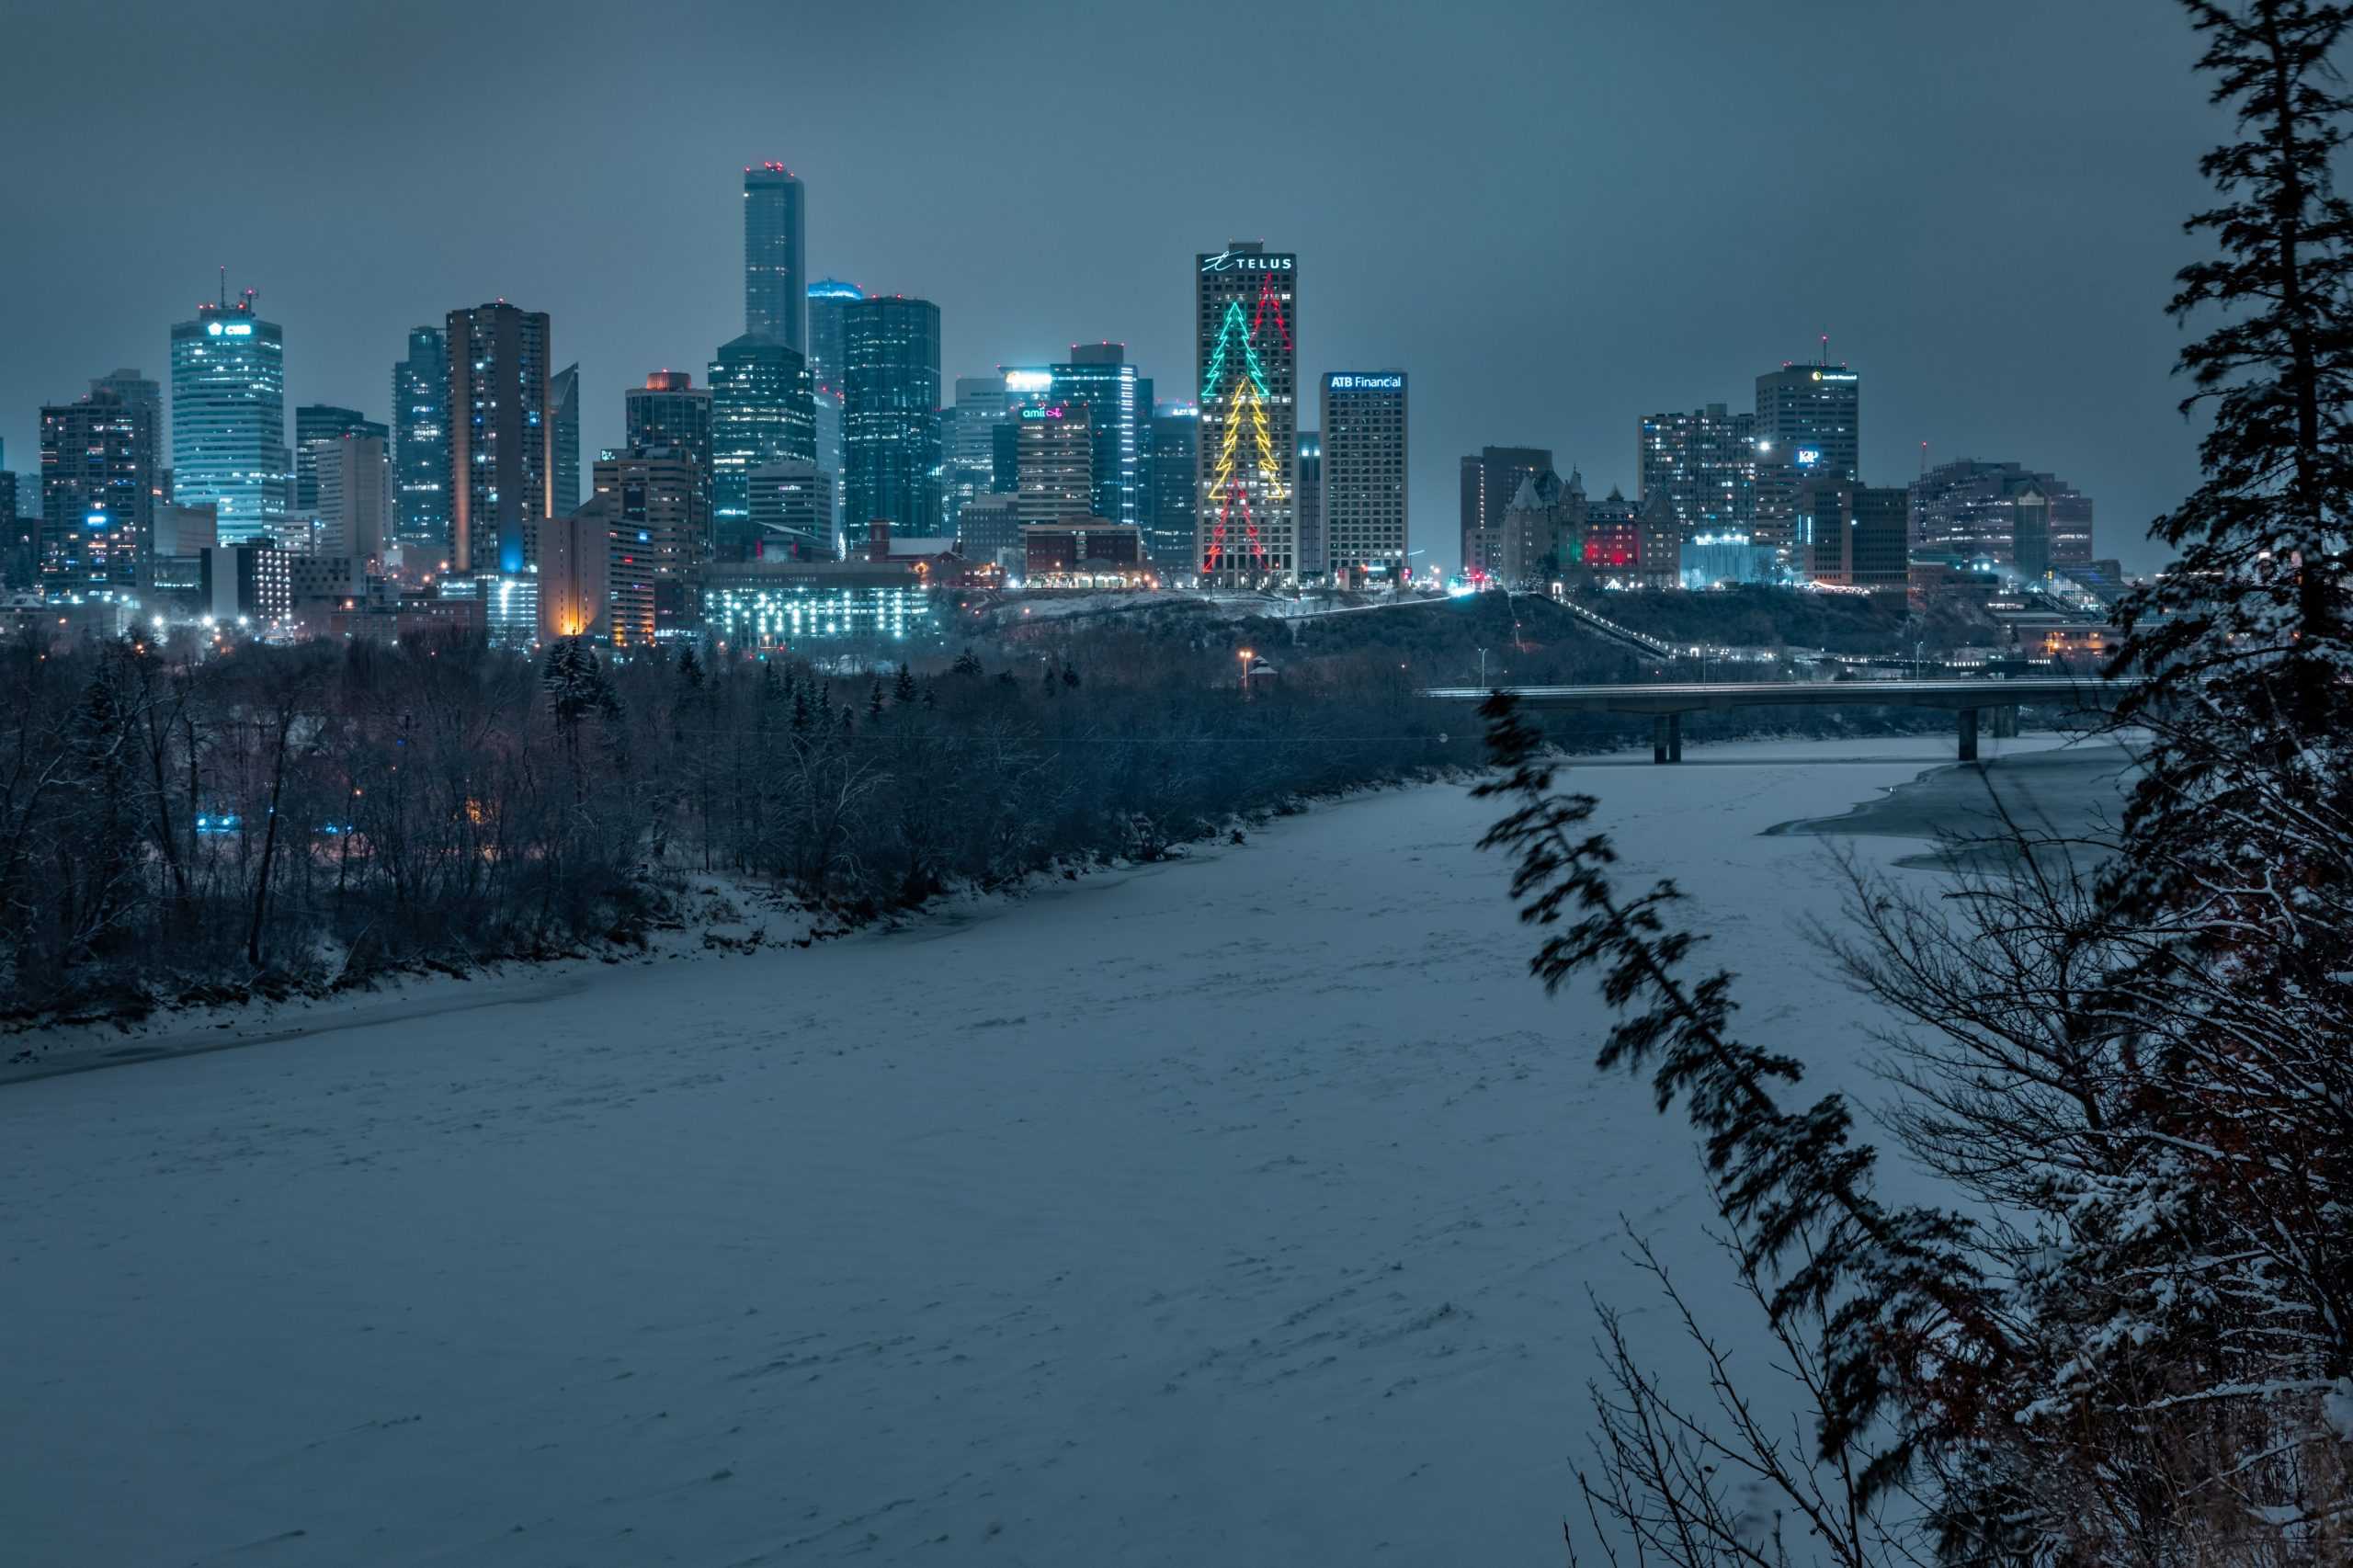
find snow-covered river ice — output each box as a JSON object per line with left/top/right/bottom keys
{"left": 1, "top": 732, "right": 2120, "bottom": 1565}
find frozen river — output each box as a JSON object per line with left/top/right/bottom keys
{"left": 0, "top": 733, "right": 2085, "bottom": 1565}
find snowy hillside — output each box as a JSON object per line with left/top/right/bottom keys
{"left": 0, "top": 734, "right": 2075, "bottom": 1565}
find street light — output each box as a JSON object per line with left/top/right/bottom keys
{"left": 1238, "top": 646, "right": 1254, "bottom": 693}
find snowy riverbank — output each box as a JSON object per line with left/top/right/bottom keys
{"left": 0, "top": 732, "right": 2094, "bottom": 1565}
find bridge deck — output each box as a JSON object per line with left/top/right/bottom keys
{"left": 1423, "top": 678, "right": 2134, "bottom": 762}
{"left": 1424, "top": 678, "right": 2131, "bottom": 715}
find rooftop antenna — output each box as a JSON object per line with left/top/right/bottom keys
{"left": 1819, "top": 333, "right": 1830, "bottom": 366}
{"left": 218, "top": 265, "right": 226, "bottom": 308}
{"left": 1920, "top": 440, "right": 1929, "bottom": 477}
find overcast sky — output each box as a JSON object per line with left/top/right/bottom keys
{"left": 0, "top": 0, "right": 2224, "bottom": 571}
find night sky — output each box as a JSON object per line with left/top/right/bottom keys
{"left": 0, "top": 0, "right": 2222, "bottom": 572}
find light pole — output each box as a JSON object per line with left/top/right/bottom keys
{"left": 1477, "top": 646, "right": 1488, "bottom": 688}
{"left": 1237, "top": 646, "right": 1254, "bottom": 695}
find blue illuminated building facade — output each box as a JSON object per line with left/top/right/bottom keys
{"left": 1047, "top": 343, "right": 1146, "bottom": 529}
{"left": 807, "top": 279, "right": 863, "bottom": 545}
{"left": 171, "top": 286, "right": 290, "bottom": 544}
{"left": 745, "top": 163, "right": 806, "bottom": 354}
{"left": 392, "top": 325, "right": 449, "bottom": 553}
{"left": 710, "top": 334, "right": 815, "bottom": 561}
{"left": 841, "top": 296, "right": 941, "bottom": 548}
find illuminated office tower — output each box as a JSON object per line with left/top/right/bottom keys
{"left": 171, "top": 281, "right": 290, "bottom": 543}
{"left": 89, "top": 369, "right": 163, "bottom": 513}
{"left": 1321, "top": 370, "right": 1409, "bottom": 584}
{"left": 1147, "top": 403, "right": 1198, "bottom": 574}
{"left": 710, "top": 335, "right": 815, "bottom": 561}
{"left": 40, "top": 388, "right": 148, "bottom": 586}
{"left": 1048, "top": 342, "right": 1144, "bottom": 527}
{"left": 940, "top": 374, "right": 1011, "bottom": 533}
{"left": 744, "top": 162, "right": 806, "bottom": 353}
{"left": 445, "top": 301, "right": 552, "bottom": 574}
{"left": 1755, "top": 357, "right": 1859, "bottom": 482}
{"left": 1638, "top": 403, "right": 1756, "bottom": 538}
{"left": 747, "top": 461, "right": 833, "bottom": 560}
{"left": 626, "top": 370, "right": 714, "bottom": 483}
{"left": 392, "top": 325, "right": 449, "bottom": 552}
{"left": 1194, "top": 240, "right": 1297, "bottom": 585}
{"left": 594, "top": 446, "right": 707, "bottom": 646}
{"left": 806, "top": 278, "right": 862, "bottom": 541}
{"left": 840, "top": 295, "right": 941, "bottom": 547}
{"left": 1014, "top": 402, "right": 1094, "bottom": 528}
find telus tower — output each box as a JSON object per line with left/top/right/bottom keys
{"left": 1194, "top": 241, "right": 1297, "bottom": 587}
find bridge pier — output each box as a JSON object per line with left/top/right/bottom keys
{"left": 1990, "top": 704, "right": 2019, "bottom": 738}
{"left": 1958, "top": 707, "right": 1980, "bottom": 763}
{"left": 1652, "top": 712, "right": 1683, "bottom": 764}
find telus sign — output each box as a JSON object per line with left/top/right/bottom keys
{"left": 1200, "top": 251, "right": 1295, "bottom": 274}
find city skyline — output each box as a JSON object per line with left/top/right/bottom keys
{"left": 0, "top": 0, "right": 2221, "bottom": 573}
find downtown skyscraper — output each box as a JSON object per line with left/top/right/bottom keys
{"left": 841, "top": 295, "right": 941, "bottom": 546}
{"left": 392, "top": 325, "right": 449, "bottom": 553}
{"left": 744, "top": 163, "right": 806, "bottom": 355}
{"left": 1755, "top": 358, "right": 1859, "bottom": 480}
{"left": 807, "top": 278, "right": 861, "bottom": 543}
{"left": 1754, "top": 356, "right": 1859, "bottom": 570}
{"left": 550, "top": 363, "right": 580, "bottom": 517}
{"left": 171, "top": 283, "right": 289, "bottom": 543}
{"left": 40, "top": 386, "right": 152, "bottom": 586}
{"left": 1147, "top": 402, "right": 1198, "bottom": 574}
{"left": 710, "top": 334, "right": 815, "bottom": 561}
{"left": 1321, "top": 371, "right": 1409, "bottom": 584}
{"left": 1195, "top": 242, "right": 1297, "bottom": 586}
{"left": 1049, "top": 343, "right": 1146, "bottom": 529}
{"left": 1638, "top": 403, "right": 1756, "bottom": 538}
{"left": 446, "top": 301, "right": 551, "bottom": 575}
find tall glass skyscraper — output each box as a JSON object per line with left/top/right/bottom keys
{"left": 1195, "top": 242, "right": 1298, "bottom": 586}
{"left": 625, "top": 371, "right": 713, "bottom": 478}
{"left": 941, "top": 375, "right": 1011, "bottom": 538}
{"left": 744, "top": 163, "right": 806, "bottom": 353}
{"left": 806, "top": 278, "right": 860, "bottom": 392}
{"left": 445, "top": 301, "right": 551, "bottom": 575}
{"left": 709, "top": 335, "right": 815, "bottom": 562}
{"left": 841, "top": 296, "right": 940, "bottom": 547}
{"left": 392, "top": 325, "right": 449, "bottom": 554}
{"left": 1048, "top": 344, "right": 1145, "bottom": 528}
{"left": 806, "top": 280, "right": 862, "bottom": 547}
{"left": 550, "top": 363, "right": 580, "bottom": 517}
{"left": 1147, "top": 403, "right": 1199, "bottom": 574}
{"left": 171, "top": 286, "right": 290, "bottom": 543}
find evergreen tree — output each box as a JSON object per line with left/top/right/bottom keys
{"left": 951, "top": 647, "right": 984, "bottom": 677}
{"left": 2117, "top": 0, "right": 2353, "bottom": 749}
{"left": 893, "top": 663, "right": 917, "bottom": 704}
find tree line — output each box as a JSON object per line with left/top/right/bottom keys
{"left": 0, "top": 623, "right": 1469, "bottom": 1025}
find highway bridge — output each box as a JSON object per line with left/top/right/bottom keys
{"left": 1425, "top": 678, "right": 2136, "bottom": 762}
